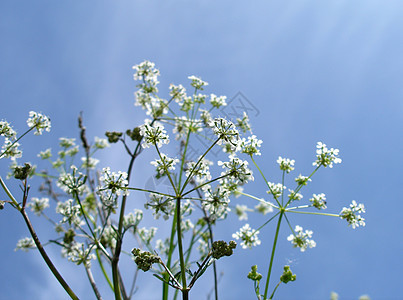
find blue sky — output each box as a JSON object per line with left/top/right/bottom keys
{"left": 1, "top": 1, "right": 403, "bottom": 299}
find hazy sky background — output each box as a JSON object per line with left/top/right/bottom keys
{"left": 1, "top": 1, "right": 403, "bottom": 299}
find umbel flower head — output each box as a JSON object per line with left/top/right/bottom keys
{"left": 313, "top": 142, "right": 341, "bottom": 168}
{"left": 340, "top": 200, "right": 366, "bottom": 229}
{"left": 139, "top": 121, "right": 170, "bottom": 148}
{"left": 232, "top": 224, "right": 261, "bottom": 249}
{"left": 26, "top": 111, "right": 51, "bottom": 135}
{"left": 287, "top": 225, "right": 316, "bottom": 252}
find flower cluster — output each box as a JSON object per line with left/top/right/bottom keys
{"left": 131, "top": 248, "right": 160, "bottom": 272}
{"left": 0, "top": 120, "right": 16, "bottom": 140}
{"left": 56, "top": 199, "right": 83, "bottom": 227}
{"left": 98, "top": 167, "right": 129, "bottom": 206}
{"left": 238, "top": 135, "right": 262, "bottom": 156}
{"left": 150, "top": 154, "right": 179, "bottom": 178}
{"left": 28, "top": 197, "right": 49, "bottom": 216}
{"left": 211, "top": 240, "right": 236, "bottom": 259}
{"left": 26, "top": 111, "right": 51, "bottom": 135}
{"left": 277, "top": 156, "right": 295, "bottom": 173}
{"left": 287, "top": 225, "right": 316, "bottom": 252}
{"left": 144, "top": 194, "right": 174, "bottom": 220}
{"left": 15, "top": 237, "right": 36, "bottom": 252}
{"left": 61, "top": 242, "right": 95, "bottom": 267}
{"left": 218, "top": 155, "right": 254, "bottom": 184}
{"left": 232, "top": 224, "right": 261, "bottom": 249}
{"left": 340, "top": 200, "right": 366, "bottom": 229}
{"left": 209, "top": 118, "right": 239, "bottom": 146}
{"left": 267, "top": 182, "right": 286, "bottom": 199}
{"left": 310, "top": 193, "right": 327, "bottom": 210}
{"left": 188, "top": 75, "right": 208, "bottom": 90}
{"left": 313, "top": 142, "right": 342, "bottom": 168}
{"left": 140, "top": 121, "right": 170, "bottom": 148}
{"left": 210, "top": 94, "right": 227, "bottom": 108}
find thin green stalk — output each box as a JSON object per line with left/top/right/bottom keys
{"left": 0, "top": 176, "right": 20, "bottom": 209}
{"left": 96, "top": 249, "right": 114, "bottom": 291}
{"left": 180, "top": 136, "right": 221, "bottom": 195}
{"left": 178, "top": 128, "right": 192, "bottom": 187}
{"left": 175, "top": 198, "right": 187, "bottom": 291}
{"left": 0, "top": 126, "right": 35, "bottom": 159}
{"left": 163, "top": 207, "right": 178, "bottom": 300}
{"left": 250, "top": 155, "right": 281, "bottom": 207}
{"left": 284, "top": 209, "right": 340, "bottom": 217}
{"left": 21, "top": 209, "right": 79, "bottom": 300}
{"left": 263, "top": 212, "right": 284, "bottom": 299}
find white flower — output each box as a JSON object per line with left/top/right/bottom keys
{"left": 254, "top": 201, "right": 274, "bottom": 215}
{"left": 218, "top": 155, "right": 254, "bottom": 184}
{"left": 15, "top": 237, "right": 36, "bottom": 252}
{"left": 277, "top": 156, "right": 295, "bottom": 173}
{"left": 138, "top": 227, "right": 158, "bottom": 244}
{"left": 235, "top": 204, "right": 249, "bottom": 221}
{"left": 209, "top": 118, "right": 239, "bottom": 146}
{"left": 0, "top": 120, "right": 17, "bottom": 140}
{"left": 310, "top": 193, "right": 327, "bottom": 210}
{"left": 185, "top": 157, "right": 213, "bottom": 185}
{"left": 1, "top": 138, "right": 22, "bottom": 160}
{"left": 340, "top": 200, "right": 366, "bottom": 229}
{"left": 56, "top": 199, "right": 83, "bottom": 227}
{"left": 28, "top": 197, "right": 49, "bottom": 216}
{"left": 313, "top": 142, "right": 342, "bottom": 168}
{"left": 133, "top": 60, "right": 160, "bottom": 84}
{"left": 210, "top": 94, "right": 227, "bottom": 108}
{"left": 267, "top": 182, "right": 286, "bottom": 199}
{"left": 94, "top": 137, "right": 110, "bottom": 149}
{"left": 98, "top": 167, "right": 129, "bottom": 197}
{"left": 61, "top": 242, "right": 96, "bottom": 267}
{"left": 295, "top": 174, "right": 311, "bottom": 186}
{"left": 26, "top": 111, "right": 51, "bottom": 135}
{"left": 139, "top": 121, "right": 170, "bottom": 148}
{"left": 288, "top": 189, "right": 303, "bottom": 201}
{"left": 150, "top": 154, "right": 179, "bottom": 177}
{"left": 237, "top": 135, "right": 262, "bottom": 156}
{"left": 188, "top": 75, "right": 208, "bottom": 90}
{"left": 144, "top": 194, "right": 174, "bottom": 220}
{"left": 59, "top": 138, "right": 76, "bottom": 148}
{"left": 123, "top": 209, "right": 143, "bottom": 229}
{"left": 38, "top": 148, "right": 52, "bottom": 159}
{"left": 287, "top": 225, "right": 316, "bottom": 252}
{"left": 200, "top": 109, "right": 213, "bottom": 126}
{"left": 236, "top": 112, "right": 252, "bottom": 133}
{"left": 203, "top": 186, "right": 231, "bottom": 219}
{"left": 169, "top": 84, "right": 187, "bottom": 100}
{"left": 57, "top": 166, "right": 86, "bottom": 195}
{"left": 194, "top": 93, "right": 207, "bottom": 104}
{"left": 232, "top": 224, "right": 261, "bottom": 249}
{"left": 81, "top": 157, "right": 99, "bottom": 169}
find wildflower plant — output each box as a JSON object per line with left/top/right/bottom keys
{"left": 0, "top": 61, "right": 366, "bottom": 300}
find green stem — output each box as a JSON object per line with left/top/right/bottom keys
{"left": 163, "top": 208, "right": 178, "bottom": 300}
{"left": 176, "top": 198, "right": 187, "bottom": 290}
{"left": 96, "top": 249, "right": 114, "bottom": 291}
{"left": 180, "top": 136, "right": 221, "bottom": 195}
{"left": 250, "top": 155, "right": 281, "bottom": 207}
{"left": 0, "top": 126, "right": 35, "bottom": 159}
{"left": 21, "top": 209, "right": 79, "bottom": 300}
{"left": 263, "top": 212, "right": 284, "bottom": 299}
{"left": 284, "top": 209, "right": 340, "bottom": 217}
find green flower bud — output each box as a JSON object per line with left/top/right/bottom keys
{"left": 280, "top": 265, "right": 296, "bottom": 284}
{"left": 105, "top": 131, "right": 123, "bottom": 143}
{"left": 126, "top": 127, "right": 142, "bottom": 141}
{"left": 211, "top": 240, "right": 236, "bottom": 259}
{"left": 13, "top": 163, "right": 32, "bottom": 180}
{"left": 131, "top": 248, "right": 160, "bottom": 272}
{"left": 247, "top": 265, "right": 262, "bottom": 281}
